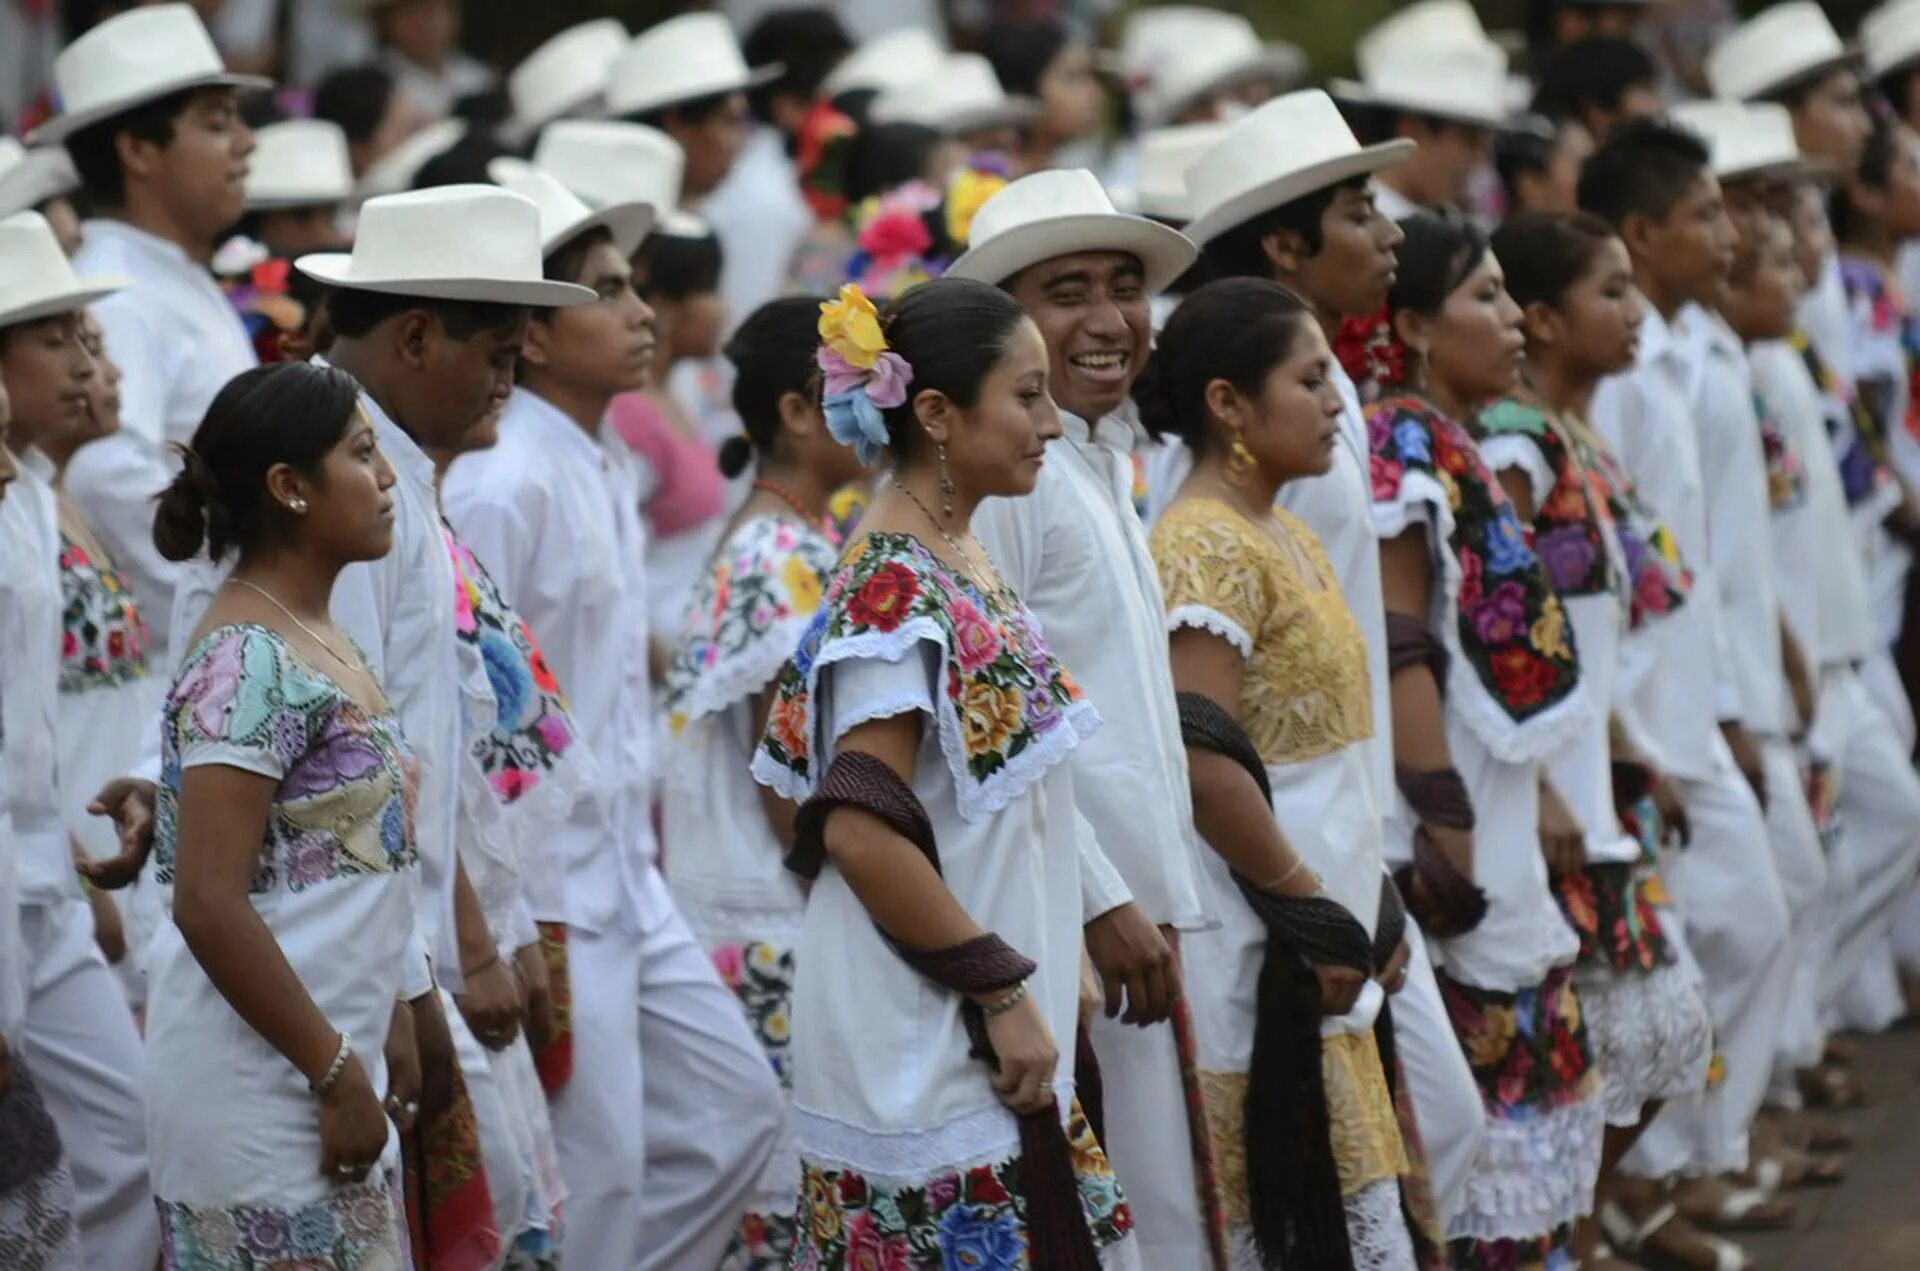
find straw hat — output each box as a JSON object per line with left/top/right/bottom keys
{"left": 947, "top": 168, "right": 1197, "bottom": 294}
{"left": 510, "top": 18, "right": 629, "bottom": 129}
{"left": 1120, "top": 6, "right": 1306, "bottom": 127}
{"left": 296, "top": 185, "right": 598, "bottom": 307}
{"left": 1131, "top": 123, "right": 1229, "bottom": 222}
{"left": 1329, "top": 0, "right": 1515, "bottom": 130}
{"left": 532, "top": 120, "right": 686, "bottom": 216}
{"left": 487, "top": 158, "right": 654, "bottom": 257}
{"left": 1184, "top": 89, "right": 1415, "bottom": 248}
{"left": 28, "top": 4, "right": 270, "bottom": 144}
{"left": 870, "top": 54, "right": 1036, "bottom": 135}
{"left": 605, "top": 13, "right": 781, "bottom": 119}
{"left": 355, "top": 119, "right": 467, "bottom": 200}
{"left": 0, "top": 141, "right": 81, "bottom": 218}
{"left": 0, "top": 211, "right": 128, "bottom": 327}
{"left": 246, "top": 121, "right": 354, "bottom": 211}
{"left": 1668, "top": 100, "right": 1825, "bottom": 183}
{"left": 1861, "top": 0, "right": 1920, "bottom": 82}
{"left": 822, "top": 28, "right": 947, "bottom": 99}
{"left": 1706, "top": 2, "right": 1854, "bottom": 102}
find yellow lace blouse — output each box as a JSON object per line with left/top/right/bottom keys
{"left": 1150, "top": 498, "right": 1374, "bottom": 767}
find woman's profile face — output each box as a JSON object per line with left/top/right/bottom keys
{"left": 1425, "top": 250, "right": 1526, "bottom": 407}
{"left": 1551, "top": 236, "right": 1643, "bottom": 380}
{"left": 944, "top": 316, "right": 1062, "bottom": 501}
{"left": 0, "top": 311, "right": 95, "bottom": 456}
{"left": 1038, "top": 39, "right": 1103, "bottom": 145}
{"left": 1242, "top": 319, "right": 1345, "bottom": 483}
{"left": 297, "top": 408, "right": 399, "bottom": 564}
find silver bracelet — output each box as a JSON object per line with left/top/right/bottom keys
{"left": 980, "top": 981, "right": 1029, "bottom": 1018}
{"left": 311, "top": 1032, "right": 352, "bottom": 1098}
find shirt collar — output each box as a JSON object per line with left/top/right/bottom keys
{"left": 1638, "top": 306, "right": 1683, "bottom": 368}
{"left": 79, "top": 218, "right": 206, "bottom": 279}
{"left": 1061, "top": 410, "right": 1142, "bottom": 455}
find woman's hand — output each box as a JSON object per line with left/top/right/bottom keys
{"left": 1538, "top": 776, "right": 1587, "bottom": 878}
{"left": 78, "top": 777, "right": 156, "bottom": 890}
{"left": 316, "top": 1051, "right": 390, "bottom": 1186}
{"left": 513, "top": 942, "right": 554, "bottom": 1050}
{"left": 979, "top": 988, "right": 1058, "bottom": 1115}
{"left": 1315, "top": 964, "right": 1367, "bottom": 1017}
{"left": 1377, "top": 937, "right": 1412, "bottom": 996}
{"left": 456, "top": 955, "right": 521, "bottom": 1051}
{"left": 382, "top": 1000, "right": 421, "bottom": 1135}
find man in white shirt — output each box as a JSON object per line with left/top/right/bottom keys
{"left": 35, "top": 5, "right": 265, "bottom": 668}
{"left": 444, "top": 185, "right": 782, "bottom": 1271}
{"left": 1181, "top": 91, "right": 1489, "bottom": 1226}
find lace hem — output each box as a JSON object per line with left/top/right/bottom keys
{"left": 1574, "top": 960, "right": 1714, "bottom": 1127}
{"left": 791, "top": 1083, "right": 1075, "bottom": 1178}
{"left": 1475, "top": 434, "right": 1555, "bottom": 511}
{"left": 1371, "top": 470, "right": 1593, "bottom": 766}
{"left": 669, "top": 616, "right": 813, "bottom": 726}
{"left": 1166, "top": 603, "right": 1254, "bottom": 658}
{"left": 1223, "top": 1181, "right": 1418, "bottom": 1271}
{"left": 1446, "top": 1085, "right": 1604, "bottom": 1243}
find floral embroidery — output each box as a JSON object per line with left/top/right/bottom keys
{"left": 158, "top": 1170, "right": 407, "bottom": 1269}
{"left": 1449, "top": 1219, "right": 1579, "bottom": 1271}
{"left": 1439, "top": 966, "right": 1597, "bottom": 1121}
{"left": 443, "top": 524, "right": 581, "bottom": 805}
{"left": 57, "top": 532, "right": 149, "bottom": 693}
{"left": 1368, "top": 395, "right": 1582, "bottom": 731}
{"left": 1474, "top": 399, "right": 1617, "bottom": 600}
{"left": 1840, "top": 256, "right": 1920, "bottom": 445}
{"left": 721, "top": 1209, "right": 797, "bottom": 1271}
{"left": 1567, "top": 429, "right": 1691, "bottom": 631}
{"left": 1792, "top": 328, "right": 1892, "bottom": 508}
{"left": 1753, "top": 391, "right": 1807, "bottom": 511}
{"left": 155, "top": 626, "right": 418, "bottom": 893}
{"left": 753, "top": 533, "right": 1096, "bottom": 820}
{"left": 790, "top": 1104, "right": 1132, "bottom": 1268}
{"left": 1553, "top": 863, "right": 1674, "bottom": 973}
{"left": 711, "top": 941, "right": 796, "bottom": 1088}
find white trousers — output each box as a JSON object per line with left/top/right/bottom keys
{"left": 1758, "top": 736, "right": 1829, "bottom": 1074}
{"left": 1625, "top": 739, "right": 1793, "bottom": 1178}
{"left": 1088, "top": 1006, "right": 1204, "bottom": 1266}
{"left": 1387, "top": 916, "right": 1485, "bottom": 1227}
{"left": 548, "top": 862, "right": 782, "bottom": 1271}
{"left": 18, "top": 899, "right": 158, "bottom": 1271}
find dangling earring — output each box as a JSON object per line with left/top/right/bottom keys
{"left": 938, "top": 441, "right": 955, "bottom": 520}
{"left": 1226, "top": 433, "right": 1256, "bottom": 486}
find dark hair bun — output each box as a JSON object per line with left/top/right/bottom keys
{"left": 717, "top": 433, "right": 756, "bottom": 480}
{"left": 153, "top": 446, "right": 224, "bottom": 563}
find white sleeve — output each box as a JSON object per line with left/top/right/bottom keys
{"left": 1477, "top": 434, "right": 1555, "bottom": 511}
{"left": 1074, "top": 801, "right": 1132, "bottom": 923}
{"left": 823, "top": 649, "right": 937, "bottom": 756}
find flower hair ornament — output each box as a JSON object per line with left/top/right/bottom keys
{"left": 817, "top": 283, "right": 913, "bottom": 466}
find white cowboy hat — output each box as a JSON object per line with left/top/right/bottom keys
{"left": 605, "top": 13, "right": 781, "bottom": 119}
{"left": 296, "top": 185, "right": 597, "bottom": 307}
{"left": 822, "top": 28, "right": 947, "bottom": 99}
{"left": 28, "top": 4, "right": 271, "bottom": 144}
{"left": 1706, "top": 2, "right": 1855, "bottom": 102}
{"left": 1121, "top": 6, "right": 1306, "bottom": 127}
{"left": 355, "top": 119, "right": 466, "bottom": 199}
{"left": 487, "top": 157, "right": 654, "bottom": 258}
{"left": 1328, "top": 0, "right": 1515, "bottom": 131}
{"left": 1131, "top": 123, "right": 1229, "bottom": 222}
{"left": 1184, "top": 89, "right": 1416, "bottom": 249}
{"left": 246, "top": 120, "right": 354, "bottom": 211}
{"left": 870, "top": 54, "right": 1037, "bottom": 135}
{"left": 0, "top": 212, "right": 128, "bottom": 327}
{"left": 947, "top": 168, "right": 1197, "bottom": 295}
{"left": 1668, "top": 100, "right": 1825, "bottom": 183}
{"left": 1862, "top": 0, "right": 1920, "bottom": 81}
{"left": 0, "top": 141, "right": 81, "bottom": 219}
{"left": 532, "top": 120, "right": 686, "bottom": 218}
{"left": 510, "top": 18, "right": 629, "bottom": 130}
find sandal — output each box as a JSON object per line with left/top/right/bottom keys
{"left": 1599, "top": 1200, "right": 1754, "bottom": 1271}
{"left": 1799, "top": 1063, "right": 1869, "bottom": 1109}
{"left": 1671, "top": 1178, "right": 1797, "bottom": 1232}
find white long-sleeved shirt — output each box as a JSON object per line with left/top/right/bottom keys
{"left": 704, "top": 125, "right": 814, "bottom": 337}
{"left": 443, "top": 388, "right": 656, "bottom": 936}
{"left": 67, "top": 219, "right": 258, "bottom": 663}
{"left": 973, "top": 412, "right": 1213, "bottom": 931}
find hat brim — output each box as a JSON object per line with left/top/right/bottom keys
{"left": 548, "top": 201, "right": 657, "bottom": 259}
{"left": 0, "top": 163, "right": 82, "bottom": 218}
{"left": 28, "top": 71, "right": 274, "bottom": 144}
{"left": 611, "top": 62, "right": 783, "bottom": 120}
{"left": 1328, "top": 79, "right": 1517, "bottom": 132}
{"left": 1184, "top": 138, "right": 1417, "bottom": 248}
{"left": 246, "top": 191, "right": 351, "bottom": 212}
{"left": 1149, "top": 47, "right": 1309, "bottom": 125}
{"left": 941, "top": 100, "right": 1041, "bottom": 136}
{"left": 1741, "top": 49, "right": 1860, "bottom": 102}
{"left": 0, "top": 276, "right": 131, "bottom": 329}
{"left": 293, "top": 255, "right": 599, "bottom": 308}
{"left": 946, "top": 212, "right": 1198, "bottom": 295}
{"left": 1721, "top": 156, "right": 1833, "bottom": 185}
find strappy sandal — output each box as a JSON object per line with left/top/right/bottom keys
{"left": 1673, "top": 1181, "right": 1797, "bottom": 1232}
{"left": 1599, "top": 1200, "right": 1754, "bottom": 1271}
{"left": 1739, "top": 1147, "right": 1847, "bottom": 1191}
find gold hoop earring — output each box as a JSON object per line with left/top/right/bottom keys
{"left": 938, "top": 441, "right": 954, "bottom": 520}
{"left": 1226, "top": 434, "right": 1256, "bottom": 486}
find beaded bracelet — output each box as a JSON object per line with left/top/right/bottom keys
{"left": 311, "top": 1032, "right": 352, "bottom": 1098}
{"left": 980, "top": 981, "right": 1029, "bottom": 1018}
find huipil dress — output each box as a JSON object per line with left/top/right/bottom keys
{"left": 751, "top": 532, "right": 1137, "bottom": 1268}
{"left": 1475, "top": 398, "right": 1715, "bottom": 1127}
{"left": 1366, "top": 394, "right": 1605, "bottom": 1264}
{"left": 662, "top": 512, "right": 839, "bottom": 1270}
{"left": 1148, "top": 498, "right": 1416, "bottom": 1269}
{"left": 146, "top": 624, "right": 420, "bottom": 1268}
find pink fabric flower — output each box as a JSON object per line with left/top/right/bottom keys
{"left": 865, "top": 352, "right": 912, "bottom": 409}
{"left": 818, "top": 345, "right": 867, "bottom": 398}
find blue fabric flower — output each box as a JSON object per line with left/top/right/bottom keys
{"left": 1392, "top": 416, "right": 1433, "bottom": 464}
{"left": 938, "top": 1204, "right": 1024, "bottom": 1269}
{"left": 1483, "top": 504, "right": 1536, "bottom": 575}
{"left": 479, "top": 628, "right": 531, "bottom": 730}
{"left": 824, "top": 388, "right": 891, "bottom": 467}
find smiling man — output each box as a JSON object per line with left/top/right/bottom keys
{"left": 949, "top": 167, "right": 1218, "bottom": 1267}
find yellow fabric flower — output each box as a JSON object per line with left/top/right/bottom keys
{"left": 818, "top": 283, "right": 887, "bottom": 370}
{"left": 957, "top": 677, "right": 1026, "bottom": 757}
{"left": 1529, "top": 594, "right": 1571, "bottom": 661}
{"left": 782, "top": 555, "right": 823, "bottom": 616}
{"left": 946, "top": 166, "right": 1008, "bottom": 246}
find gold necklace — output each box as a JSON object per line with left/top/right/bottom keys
{"left": 890, "top": 477, "right": 1016, "bottom": 607}
{"left": 230, "top": 578, "right": 359, "bottom": 673}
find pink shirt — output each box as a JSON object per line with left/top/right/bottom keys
{"left": 605, "top": 391, "right": 727, "bottom": 539}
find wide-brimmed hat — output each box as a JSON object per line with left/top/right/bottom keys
{"left": 821, "top": 28, "right": 947, "bottom": 99}
{"left": 1184, "top": 89, "right": 1415, "bottom": 248}
{"left": 0, "top": 211, "right": 128, "bottom": 327}
{"left": 296, "top": 185, "right": 597, "bottom": 307}
{"left": 28, "top": 4, "right": 270, "bottom": 144}
{"left": 1329, "top": 0, "right": 1515, "bottom": 131}
{"left": 1862, "top": 0, "right": 1920, "bottom": 82}
{"left": 871, "top": 54, "right": 1037, "bottom": 135}
{"left": 246, "top": 120, "right": 353, "bottom": 211}
{"left": 510, "top": 18, "right": 629, "bottom": 130}
{"left": 1707, "top": 2, "right": 1856, "bottom": 102}
{"left": 947, "top": 168, "right": 1197, "bottom": 294}
{"left": 1131, "top": 123, "right": 1229, "bottom": 222}
{"left": 0, "top": 141, "right": 81, "bottom": 218}
{"left": 1669, "top": 100, "right": 1826, "bottom": 183}
{"left": 531, "top": 120, "right": 686, "bottom": 217}
{"left": 355, "top": 119, "right": 466, "bottom": 200}
{"left": 606, "top": 13, "right": 780, "bottom": 119}
{"left": 487, "top": 158, "right": 654, "bottom": 258}
{"left": 1120, "top": 6, "right": 1306, "bottom": 127}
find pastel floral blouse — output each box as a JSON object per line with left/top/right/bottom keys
{"left": 58, "top": 532, "right": 149, "bottom": 694}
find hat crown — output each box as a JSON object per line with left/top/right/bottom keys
{"left": 51, "top": 4, "right": 226, "bottom": 120}
{"left": 533, "top": 120, "right": 685, "bottom": 213}
{"left": 1356, "top": 0, "right": 1491, "bottom": 73}
{"left": 248, "top": 120, "right": 353, "bottom": 207}
{"left": 968, "top": 170, "right": 1120, "bottom": 249}
{"left": 489, "top": 162, "right": 597, "bottom": 247}
{"left": 1707, "top": 1, "right": 1846, "bottom": 100}
{"left": 823, "top": 28, "right": 947, "bottom": 97}
{"left": 1862, "top": 0, "right": 1920, "bottom": 78}
{"left": 1189, "top": 90, "right": 1366, "bottom": 207}
{"left": 1134, "top": 123, "right": 1229, "bottom": 220}
{"left": 871, "top": 54, "right": 1020, "bottom": 131}
{"left": 0, "top": 211, "right": 104, "bottom": 321}
{"left": 341, "top": 186, "right": 548, "bottom": 290}
{"left": 1126, "top": 8, "right": 1274, "bottom": 124}
{"left": 1669, "top": 99, "right": 1805, "bottom": 178}
{"left": 607, "top": 12, "right": 755, "bottom": 118}
{"left": 510, "top": 18, "right": 628, "bottom": 127}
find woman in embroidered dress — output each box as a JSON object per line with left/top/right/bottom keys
{"left": 661, "top": 297, "right": 866, "bottom": 1269}
{"left": 752, "top": 278, "right": 1137, "bottom": 1267}
{"left": 1139, "top": 277, "right": 1421, "bottom": 1268}
{"left": 1481, "top": 212, "right": 1717, "bottom": 1266}
{"left": 143, "top": 363, "right": 417, "bottom": 1268}
{"left": 1364, "top": 215, "right": 1605, "bottom": 1268}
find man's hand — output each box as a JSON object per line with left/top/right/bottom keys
{"left": 1083, "top": 902, "right": 1176, "bottom": 1027}
{"left": 1651, "top": 773, "right": 1691, "bottom": 848}
{"left": 513, "top": 943, "right": 554, "bottom": 1050}
{"left": 78, "top": 777, "right": 157, "bottom": 890}
{"left": 1720, "top": 720, "right": 1768, "bottom": 811}
{"left": 456, "top": 956, "right": 521, "bottom": 1051}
